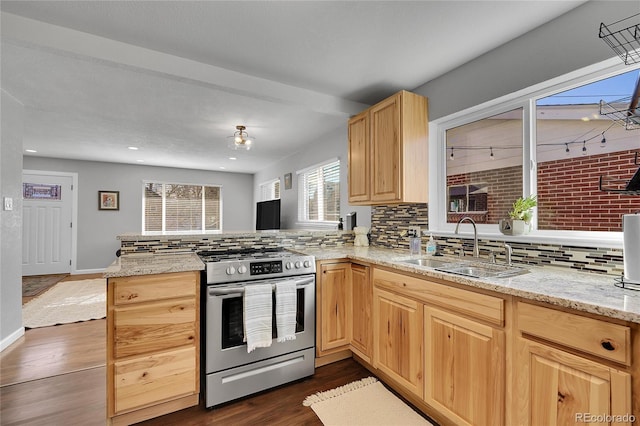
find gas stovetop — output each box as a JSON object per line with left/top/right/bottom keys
{"left": 198, "top": 248, "right": 315, "bottom": 284}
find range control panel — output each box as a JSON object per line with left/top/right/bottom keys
{"left": 250, "top": 260, "right": 283, "bottom": 276}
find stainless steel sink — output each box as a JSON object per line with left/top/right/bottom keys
{"left": 401, "top": 257, "right": 528, "bottom": 279}
{"left": 436, "top": 262, "right": 528, "bottom": 278}
{"left": 401, "top": 258, "right": 451, "bottom": 268}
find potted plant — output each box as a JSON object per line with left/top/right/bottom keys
{"left": 499, "top": 195, "right": 537, "bottom": 235}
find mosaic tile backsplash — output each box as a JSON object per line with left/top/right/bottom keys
{"left": 118, "top": 202, "right": 624, "bottom": 277}
{"left": 368, "top": 203, "right": 624, "bottom": 277}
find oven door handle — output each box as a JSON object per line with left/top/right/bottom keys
{"left": 208, "top": 276, "right": 315, "bottom": 296}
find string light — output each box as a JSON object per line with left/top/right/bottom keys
{"left": 565, "top": 143, "right": 570, "bottom": 154}
{"left": 601, "top": 132, "right": 607, "bottom": 148}
{"left": 582, "top": 140, "right": 587, "bottom": 155}
{"left": 490, "top": 147, "right": 495, "bottom": 160}
{"left": 449, "top": 147, "right": 454, "bottom": 160}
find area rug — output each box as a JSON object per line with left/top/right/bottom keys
{"left": 22, "top": 279, "right": 106, "bottom": 329}
{"left": 303, "top": 377, "right": 433, "bottom": 426}
{"left": 22, "top": 274, "right": 68, "bottom": 297}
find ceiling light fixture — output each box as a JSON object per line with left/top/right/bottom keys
{"left": 25, "top": 149, "right": 37, "bottom": 153}
{"left": 227, "top": 125, "right": 254, "bottom": 151}
{"left": 128, "top": 146, "right": 139, "bottom": 150}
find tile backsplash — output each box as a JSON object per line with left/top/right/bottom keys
{"left": 118, "top": 203, "right": 625, "bottom": 277}
{"left": 369, "top": 203, "right": 624, "bottom": 277}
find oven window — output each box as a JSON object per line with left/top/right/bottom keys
{"left": 221, "top": 288, "right": 305, "bottom": 349}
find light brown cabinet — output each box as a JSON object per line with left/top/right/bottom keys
{"left": 107, "top": 271, "right": 200, "bottom": 425}
{"left": 348, "top": 90, "right": 428, "bottom": 205}
{"left": 515, "top": 302, "right": 633, "bottom": 426}
{"left": 350, "top": 263, "right": 372, "bottom": 362}
{"left": 424, "top": 307, "right": 505, "bottom": 426}
{"left": 316, "top": 261, "right": 352, "bottom": 356}
{"left": 373, "top": 286, "right": 424, "bottom": 398}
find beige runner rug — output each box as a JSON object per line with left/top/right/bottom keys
{"left": 303, "top": 377, "right": 433, "bottom": 426}
{"left": 22, "top": 279, "right": 106, "bottom": 329}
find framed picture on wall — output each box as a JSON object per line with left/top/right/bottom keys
{"left": 284, "top": 172, "right": 292, "bottom": 190}
{"left": 98, "top": 191, "right": 119, "bottom": 210}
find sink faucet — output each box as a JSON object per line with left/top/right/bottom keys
{"left": 504, "top": 243, "right": 513, "bottom": 266}
{"left": 454, "top": 216, "right": 479, "bottom": 258}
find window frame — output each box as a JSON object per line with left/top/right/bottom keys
{"left": 429, "top": 57, "right": 638, "bottom": 249}
{"left": 141, "top": 180, "right": 223, "bottom": 235}
{"left": 296, "top": 157, "right": 340, "bottom": 228}
{"left": 259, "top": 178, "right": 280, "bottom": 201}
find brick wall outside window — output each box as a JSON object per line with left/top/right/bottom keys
{"left": 447, "top": 149, "right": 640, "bottom": 231}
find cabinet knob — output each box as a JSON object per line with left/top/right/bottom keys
{"left": 600, "top": 339, "right": 616, "bottom": 351}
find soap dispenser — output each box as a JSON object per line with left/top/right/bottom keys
{"left": 426, "top": 234, "right": 437, "bottom": 256}
{"left": 409, "top": 230, "right": 421, "bottom": 255}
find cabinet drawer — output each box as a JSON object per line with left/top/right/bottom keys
{"left": 111, "top": 272, "right": 197, "bottom": 305}
{"left": 517, "top": 302, "right": 631, "bottom": 365}
{"left": 114, "top": 298, "right": 197, "bottom": 358}
{"left": 373, "top": 268, "right": 504, "bottom": 326}
{"left": 114, "top": 346, "right": 196, "bottom": 414}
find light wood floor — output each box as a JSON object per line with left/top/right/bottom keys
{"left": 2, "top": 275, "right": 381, "bottom": 425}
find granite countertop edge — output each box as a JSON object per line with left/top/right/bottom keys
{"left": 103, "top": 252, "right": 205, "bottom": 278}
{"left": 103, "top": 246, "right": 640, "bottom": 324}
{"left": 295, "top": 246, "right": 640, "bottom": 324}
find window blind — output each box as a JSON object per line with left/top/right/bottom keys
{"left": 259, "top": 178, "right": 280, "bottom": 201}
{"left": 143, "top": 182, "right": 221, "bottom": 232}
{"left": 297, "top": 159, "right": 340, "bottom": 223}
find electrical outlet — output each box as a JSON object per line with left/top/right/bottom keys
{"left": 409, "top": 226, "right": 421, "bottom": 237}
{"left": 3, "top": 197, "right": 13, "bottom": 211}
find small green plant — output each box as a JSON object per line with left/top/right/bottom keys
{"left": 508, "top": 195, "right": 537, "bottom": 223}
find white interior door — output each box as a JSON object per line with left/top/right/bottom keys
{"left": 22, "top": 173, "right": 73, "bottom": 276}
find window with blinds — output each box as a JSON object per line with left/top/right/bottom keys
{"left": 259, "top": 178, "right": 280, "bottom": 201}
{"left": 297, "top": 159, "right": 340, "bottom": 223}
{"left": 143, "top": 182, "right": 221, "bottom": 233}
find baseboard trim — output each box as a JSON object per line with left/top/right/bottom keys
{"left": 1, "top": 327, "right": 25, "bottom": 352}
{"left": 72, "top": 268, "right": 106, "bottom": 275}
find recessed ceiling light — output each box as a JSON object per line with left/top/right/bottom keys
{"left": 128, "top": 146, "right": 139, "bottom": 150}
{"left": 229, "top": 157, "right": 237, "bottom": 160}
{"left": 25, "top": 149, "right": 37, "bottom": 153}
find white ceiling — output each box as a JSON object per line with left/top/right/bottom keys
{"left": 1, "top": 1, "right": 587, "bottom": 174}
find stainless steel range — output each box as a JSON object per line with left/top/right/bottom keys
{"left": 199, "top": 248, "right": 316, "bottom": 408}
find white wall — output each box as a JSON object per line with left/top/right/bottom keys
{"left": 415, "top": 1, "right": 639, "bottom": 121}
{"left": 23, "top": 157, "right": 254, "bottom": 272}
{"left": 253, "top": 126, "right": 371, "bottom": 230}
{"left": 1, "top": 90, "right": 25, "bottom": 350}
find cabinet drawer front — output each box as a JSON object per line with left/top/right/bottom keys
{"left": 112, "top": 272, "right": 197, "bottom": 305}
{"left": 114, "top": 299, "right": 197, "bottom": 358}
{"left": 517, "top": 302, "right": 631, "bottom": 365}
{"left": 373, "top": 268, "right": 504, "bottom": 326}
{"left": 114, "top": 347, "right": 196, "bottom": 414}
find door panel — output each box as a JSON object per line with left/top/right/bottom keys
{"left": 22, "top": 173, "right": 73, "bottom": 275}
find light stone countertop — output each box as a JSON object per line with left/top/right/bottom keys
{"left": 102, "top": 245, "right": 640, "bottom": 324}
{"left": 104, "top": 252, "right": 204, "bottom": 278}
{"left": 294, "top": 246, "right": 640, "bottom": 324}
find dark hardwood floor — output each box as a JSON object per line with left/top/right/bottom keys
{"left": 1, "top": 295, "right": 373, "bottom": 425}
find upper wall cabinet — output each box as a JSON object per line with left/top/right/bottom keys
{"left": 348, "top": 90, "right": 429, "bottom": 205}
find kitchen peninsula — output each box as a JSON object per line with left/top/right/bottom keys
{"left": 105, "top": 230, "right": 640, "bottom": 425}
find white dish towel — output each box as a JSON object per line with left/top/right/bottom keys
{"left": 244, "top": 283, "right": 273, "bottom": 353}
{"left": 276, "top": 280, "right": 298, "bottom": 342}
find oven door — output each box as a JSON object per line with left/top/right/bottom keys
{"left": 205, "top": 274, "right": 315, "bottom": 374}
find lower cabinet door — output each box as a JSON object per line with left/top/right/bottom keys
{"left": 424, "top": 307, "right": 505, "bottom": 426}
{"left": 114, "top": 346, "right": 197, "bottom": 414}
{"left": 516, "top": 339, "right": 632, "bottom": 426}
{"left": 373, "top": 287, "right": 423, "bottom": 398}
